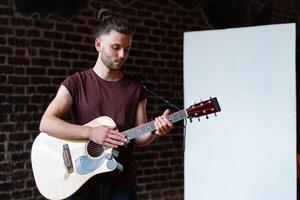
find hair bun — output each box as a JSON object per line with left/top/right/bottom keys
{"left": 98, "top": 9, "right": 112, "bottom": 22}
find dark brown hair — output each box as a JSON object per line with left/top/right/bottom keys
{"left": 95, "top": 9, "right": 131, "bottom": 37}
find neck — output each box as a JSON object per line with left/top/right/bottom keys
{"left": 93, "top": 56, "right": 123, "bottom": 81}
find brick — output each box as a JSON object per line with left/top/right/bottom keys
{"left": 129, "top": 16, "right": 143, "bottom": 24}
{"left": 0, "top": 182, "right": 13, "bottom": 191}
{"left": 31, "top": 39, "right": 51, "bottom": 48}
{"left": 31, "top": 76, "right": 51, "bottom": 84}
{"left": 26, "top": 67, "right": 46, "bottom": 75}
{"left": 12, "top": 170, "right": 30, "bottom": 180}
{"left": 15, "top": 28, "right": 25, "bottom": 37}
{"left": 14, "top": 66, "right": 25, "bottom": 74}
{"left": 167, "top": 30, "right": 181, "bottom": 38}
{"left": 11, "top": 152, "right": 30, "bottom": 162}
{"left": 53, "top": 41, "right": 72, "bottom": 49}
{"left": 48, "top": 68, "right": 67, "bottom": 76}
{"left": 11, "top": 17, "right": 32, "bottom": 26}
{"left": 144, "top": 19, "right": 158, "bottom": 27}
{"left": 14, "top": 49, "right": 24, "bottom": 57}
{"left": 76, "top": 25, "right": 92, "bottom": 34}
{"left": 135, "top": 59, "right": 149, "bottom": 65}
{"left": 12, "top": 190, "right": 32, "bottom": 199}
{"left": 144, "top": 51, "right": 158, "bottom": 58}
{"left": 0, "top": 104, "right": 12, "bottom": 113}
{"left": 73, "top": 61, "right": 92, "bottom": 68}
{"left": 8, "top": 56, "right": 29, "bottom": 65}
{"left": 80, "top": 53, "right": 96, "bottom": 61}
{"left": 0, "top": 74, "right": 6, "bottom": 83}
{"left": 0, "top": 27, "right": 12, "bottom": 35}
{"left": 0, "top": 46, "right": 12, "bottom": 55}
{"left": 39, "top": 49, "right": 59, "bottom": 57}
{"left": 138, "top": 11, "right": 152, "bottom": 18}
{"left": 152, "top": 28, "right": 166, "bottom": 36}
{"left": 7, "top": 142, "right": 23, "bottom": 151}
{"left": 33, "top": 20, "right": 54, "bottom": 29}
{"left": 44, "top": 31, "right": 63, "bottom": 40}
{"left": 36, "top": 86, "right": 57, "bottom": 94}
{"left": 0, "top": 114, "right": 7, "bottom": 123}
{"left": 56, "top": 23, "right": 74, "bottom": 32}
{"left": 65, "top": 33, "right": 83, "bottom": 42}
{"left": 0, "top": 85, "right": 12, "bottom": 93}
{"left": 31, "top": 58, "right": 51, "bottom": 66}
{"left": 8, "top": 76, "right": 29, "bottom": 85}
{"left": 73, "top": 44, "right": 92, "bottom": 51}
{"left": 87, "top": 19, "right": 99, "bottom": 26}
{"left": 27, "top": 29, "right": 40, "bottom": 37}
{"left": 135, "top": 26, "right": 151, "bottom": 34}
{"left": 84, "top": 36, "right": 94, "bottom": 43}
{"left": 0, "top": 37, "right": 6, "bottom": 45}
{"left": 8, "top": 37, "right": 29, "bottom": 47}
{"left": 53, "top": 59, "right": 70, "bottom": 67}
{"left": 60, "top": 51, "right": 79, "bottom": 59}
{"left": 13, "top": 86, "right": 26, "bottom": 95}
{"left": 0, "top": 163, "right": 11, "bottom": 172}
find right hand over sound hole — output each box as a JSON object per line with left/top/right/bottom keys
{"left": 87, "top": 125, "right": 126, "bottom": 148}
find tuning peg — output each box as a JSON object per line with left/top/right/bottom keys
{"left": 189, "top": 118, "right": 193, "bottom": 123}
{"left": 206, "top": 115, "right": 209, "bottom": 119}
{"left": 198, "top": 117, "right": 200, "bottom": 121}
{"left": 214, "top": 113, "right": 217, "bottom": 117}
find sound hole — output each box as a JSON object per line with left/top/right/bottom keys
{"left": 86, "top": 141, "right": 104, "bottom": 158}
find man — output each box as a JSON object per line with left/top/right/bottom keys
{"left": 39, "top": 9, "right": 173, "bottom": 200}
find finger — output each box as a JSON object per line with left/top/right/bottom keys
{"left": 155, "top": 118, "right": 167, "bottom": 135}
{"left": 158, "top": 116, "right": 170, "bottom": 129}
{"left": 103, "top": 142, "right": 117, "bottom": 148}
{"left": 108, "top": 132, "right": 126, "bottom": 142}
{"left": 162, "top": 109, "right": 170, "bottom": 117}
{"left": 162, "top": 117, "right": 173, "bottom": 128}
{"left": 105, "top": 138, "right": 124, "bottom": 146}
{"left": 154, "top": 118, "right": 162, "bottom": 135}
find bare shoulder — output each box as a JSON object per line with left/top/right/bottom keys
{"left": 45, "top": 85, "right": 73, "bottom": 117}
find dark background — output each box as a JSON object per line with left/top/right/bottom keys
{"left": 0, "top": 0, "right": 298, "bottom": 199}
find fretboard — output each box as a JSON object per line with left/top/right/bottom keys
{"left": 123, "top": 109, "right": 187, "bottom": 140}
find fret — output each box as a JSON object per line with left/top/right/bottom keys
{"left": 124, "top": 109, "right": 187, "bottom": 140}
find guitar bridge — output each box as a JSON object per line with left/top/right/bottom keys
{"left": 63, "top": 144, "right": 74, "bottom": 173}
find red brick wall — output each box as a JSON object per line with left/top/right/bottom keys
{"left": 0, "top": 0, "right": 298, "bottom": 199}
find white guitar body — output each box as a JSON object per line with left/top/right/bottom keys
{"left": 31, "top": 116, "right": 122, "bottom": 200}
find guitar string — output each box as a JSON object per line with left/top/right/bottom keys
{"left": 68, "top": 111, "right": 203, "bottom": 157}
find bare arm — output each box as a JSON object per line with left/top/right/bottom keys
{"left": 39, "top": 85, "right": 126, "bottom": 148}
{"left": 135, "top": 99, "right": 173, "bottom": 147}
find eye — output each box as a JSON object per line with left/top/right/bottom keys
{"left": 112, "top": 45, "right": 121, "bottom": 50}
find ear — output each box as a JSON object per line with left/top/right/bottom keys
{"left": 95, "top": 37, "right": 101, "bottom": 52}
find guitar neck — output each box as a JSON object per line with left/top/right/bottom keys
{"left": 123, "top": 109, "right": 187, "bottom": 140}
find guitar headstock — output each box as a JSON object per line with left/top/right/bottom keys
{"left": 186, "top": 97, "right": 221, "bottom": 119}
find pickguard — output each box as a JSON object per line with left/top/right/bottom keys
{"left": 75, "top": 155, "right": 105, "bottom": 175}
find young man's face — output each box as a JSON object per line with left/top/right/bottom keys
{"left": 97, "top": 30, "right": 132, "bottom": 71}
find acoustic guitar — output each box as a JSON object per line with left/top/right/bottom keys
{"left": 31, "top": 97, "right": 221, "bottom": 199}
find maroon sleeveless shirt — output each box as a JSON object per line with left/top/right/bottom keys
{"left": 62, "top": 69, "right": 147, "bottom": 181}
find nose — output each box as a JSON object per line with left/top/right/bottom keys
{"left": 118, "top": 49, "right": 126, "bottom": 59}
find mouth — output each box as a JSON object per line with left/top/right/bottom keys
{"left": 114, "top": 61, "right": 124, "bottom": 66}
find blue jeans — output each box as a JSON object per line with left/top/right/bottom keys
{"left": 67, "top": 181, "right": 137, "bottom": 200}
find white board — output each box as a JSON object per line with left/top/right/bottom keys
{"left": 184, "top": 24, "right": 296, "bottom": 200}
